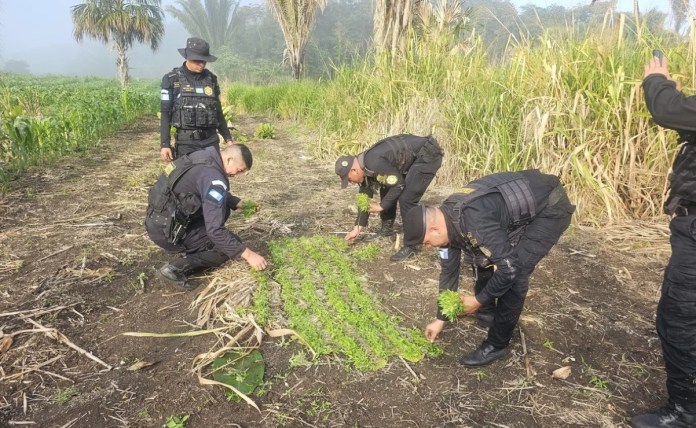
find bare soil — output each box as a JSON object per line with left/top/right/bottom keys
{"left": 0, "top": 116, "right": 673, "bottom": 428}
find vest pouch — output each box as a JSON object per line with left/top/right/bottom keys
{"left": 182, "top": 105, "right": 197, "bottom": 128}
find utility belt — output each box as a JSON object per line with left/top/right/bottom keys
{"left": 176, "top": 128, "right": 216, "bottom": 141}
{"left": 417, "top": 137, "right": 444, "bottom": 160}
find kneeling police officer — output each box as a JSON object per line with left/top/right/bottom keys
{"left": 146, "top": 144, "right": 267, "bottom": 288}
{"left": 403, "top": 169, "right": 574, "bottom": 366}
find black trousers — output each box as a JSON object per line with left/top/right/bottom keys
{"left": 381, "top": 152, "right": 443, "bottom": 225}
{"left": 146, "top": 220, "right": 230, "bottom": 274}
{"left": 484, "top": 195, "right": 574, "bottom": 349}
{"left": 657, "top": 213, "right": 696, "bottom": 411}
{"left": 174, "top": 136, "right": 219, "bottom": 158}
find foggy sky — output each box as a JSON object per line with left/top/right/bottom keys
{"left": 0, "top": 0, "right": 673, "bottom": 78}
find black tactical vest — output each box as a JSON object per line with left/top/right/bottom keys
{"left": 168, "top": 67, "right": 219, "bottom": 130}
{"left": 146, "top": 155, "right": 211, "bottom": 243}
{"left": 666, "top": 141, "right": 696, "bottom": 213}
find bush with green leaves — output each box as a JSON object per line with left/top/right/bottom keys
{"left": 438, "top": 290, "right": 466, "bottom": 321}
{"left": 254, "top": 123, "right": 275, "bottom": 139}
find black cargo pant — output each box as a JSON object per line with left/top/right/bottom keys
{"left": 174, "top": 133, "right": 219, "bottom": 158}
{"left": 656, "top": 213, "right": 696, "bottom": 411}
{"left": 146, "top": 218, "right": 230, "bottom": 274}
{"left": 484, "top": 190, "right": 575, "bottom": 349}
{"left": 381, "top": 140, "right": 443, "bottom": 224}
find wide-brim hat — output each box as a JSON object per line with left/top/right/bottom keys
{"left": 178, "top": 37, "right": 217, "bottom": 62}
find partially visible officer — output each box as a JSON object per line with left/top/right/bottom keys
{"left": 334, "top": 134, "right": 443, "bottom": 261}
{"left": 402, "top": 169, "right": 574, "bottom": 366}
{"left": 145, "top": 144, "right": 267, "bottom": 289}
{"left": 160, "top": 37, "right": 233, "bottom": 162}
{"left": 629, "top": 53, "right": 696, "bottom": 428}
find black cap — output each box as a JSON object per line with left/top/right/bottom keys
{"left": 178, "top": 37, "right": 217, "bottom": 62}
{"left": 335, "top": 155, "right": 355, "bottom": 189}
{"left": 403, "top": 205, "right": 427, "bottom": 247}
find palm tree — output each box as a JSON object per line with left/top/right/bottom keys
{"left": 71, "top": 0, "right": 164, "bottom": 87}
{"left": 166, "top": 0, "right": 240, "bottom": 51}
{"left": 373, "top": 0, "right": 417, "bottom": 61}
{"left": 267, "top": 0, "right": 327, "bottom": 79}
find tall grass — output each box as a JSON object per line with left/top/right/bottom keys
{"left": 0, "top": 74, "right": 158, "bottom": 189}
{"left": 228, "top": 14, "right": 690, "bottom": 225}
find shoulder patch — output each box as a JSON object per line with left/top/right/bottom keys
{"left": 205, "top": 183, "right": 227, "bottom": 205}
{"left": 386, "top": 175, "right": 398, "bottom": 185}
{"left": 160, "top": 89, "right": 170, "bottom": 101}
{"left": 458, "top": 186, "right": 476, "bottom": 194}
{"left": 164, "top": 162, "right": 176, "bottom": 176}
{"left": 204, "top": 86, "right": 213, "bottom": 96}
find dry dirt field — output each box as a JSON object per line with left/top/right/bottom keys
{"left": 0, "top": 116, "right": 674, "bottom": 427}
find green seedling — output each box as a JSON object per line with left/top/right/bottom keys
{"left": 352, "top": 243, "right": 380, "bottom": 261}
{"left": 472, "top": 370, "right": 489, "bottom": 381}
{"left": 165, "top": 415, "right": 189, "bottom": 428}
{"left": 211, "top": 350, "right": 266, "bottom": 401}
{"left": 438, "top": 290, "right": 466, "bottom": 321}
{"left": 589, "top": 375, "right": 608, "bottom": 389}
{"left": 239, "top": 201, "right": 259, "bottom": 218}
{"left": 53, "top": 387, "right": 78, "bottom": 405}
{"left": 254, "top": 123, "right": 275, "bottom": 139}
{"left": 356, "top": 193, "right": 370, "bottom": 212}
{"left": 543, "top": 339, "right": 555, "bottom": 351}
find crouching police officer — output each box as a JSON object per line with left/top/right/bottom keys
{"left": 629, "top": 53, "right": 696, "bottom": 428}
{"left": 160, "top": 37, "right": 234, "bottom": 162}
{"left": 145, "top": 144, "right": 267, "bottom": 288}
{"left": 403, "top": 169, "right": 574, "bottom": 366}
{"left": 334, "top": 134, "right": 443, "bottom": 261}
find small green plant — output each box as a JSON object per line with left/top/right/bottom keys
{"left": 472, "top": 370, "right": 489, "bottom": 381}
{"left": 589, "top": 375, "right": 608, "bottom": 389}
{"left": 254, "top": 123, "right": 275, "bottom": 139}
{"left": 104, "top": 271, "right": 115, "bottom": 282}
{"left": 543, "top": 339, "right": 555, "bottom": 351}
{"left": 239, "top": 201, "right": 259, "bottom": 218}
{"left": 352, "top": 243, "right": 380, "bottom": 261}
{"left": 165, "top": 415, "right": 189, "bottom": 428}
{"left": 438, "top": 290, "right": 466, "bottom": 321}
{"left": 289, "top": 351, "right": 311, "bottom": 368}
{"left": 356, "top": 193, "right": 370, "bottom": 212}
{"left": 53, "top": 387, "right": 78, "bottom": 405}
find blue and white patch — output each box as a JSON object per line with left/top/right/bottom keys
{"left": 439, "top": 248, "right": 449, "bottom": 260}
{"left": 208, "top": 189, "right": 223, "bottom": 202}
{"left": 195, "top": 87, "right": 204, "bottom": 94}
{"left": 205, "top": 183, "right": 227, "bottom": 205}
{"left": 160, "top": 89, "right": 170, "bottom": 101}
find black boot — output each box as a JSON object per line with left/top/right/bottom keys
{"left": 365, "top": 219, "right": 395, "bottom": 242}
{"left": 390, "top": 245, "right": 418, "bottom": 261}
{"left": 459, "top": 343, "right": 511, "bottom": 367}
{"left": 158, "top": 263, "right": 196, "bottom": 290}
{"left": 631, "top": 401, "right": 696, "bottom": 428}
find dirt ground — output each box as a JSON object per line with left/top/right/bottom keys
{"left": 0, "top": 115, "right": 675, "bottom": 428}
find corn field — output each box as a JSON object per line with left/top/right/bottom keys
{"left": 227, "top": 15, "right": 696, "bottom": 225}
{"left": 0, "top": 74, "right": 158, "bottom": 188}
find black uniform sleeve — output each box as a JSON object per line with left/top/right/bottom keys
{"left": 436, "top": 246, "right": 462, "bottom": 321}
{"left": 643, "top": 74, "right": 696, "bottom": 132}
{"left": 356, "top": 184, "right": 374, "bottom": 227}
{"left": 160, "top": 74, "right": 174, "bottom": 148}
{"left": 197, "top": 171, "right": 246, "bottom": 259}
{"left": 227, "top": 194, "right": 241, "bottom": 211}
{"left": 464, "top": 198, "right": 518, "bottom": 306}
{"left": 213, "top": 77, "right": 233, "bottom": 142}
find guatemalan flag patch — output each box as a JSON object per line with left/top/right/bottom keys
{"left": 208, "top": 189, "right": 223, "bottom": 202}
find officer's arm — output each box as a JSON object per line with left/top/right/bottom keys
{"left": 198, "top": 174, "right": 246, "bottom": 259}
{"left": 160, "top": 75, "right": 174, "bottom": 148}
{"left": 213, "top": 78, "right": 233, "bottom": 142}
{"left": 473, "top": 226, "right": 516, "bottom": 306}
{"left": 226, "top": 194, "right": 241, "bottom": 211}
{"left": 356, "top": 184, "right": 374, "bottom": 227}
{"left": 377, "top": 165, "right": 405, "bottom": 211}
{"left": 643, "top": 74, "right": 696, "bottom": 133}
{"left": 436, "top": 247, "right": 462, "bottom": 321}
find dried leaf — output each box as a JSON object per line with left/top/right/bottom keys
{"left": 0, "top": 336, "right": 13, "bottom": 354}
{"left": 552, "top": 366, "right": 572, "bottom": 379}
{"left": 405, "top": 264, "right": 421, "bottom": 271}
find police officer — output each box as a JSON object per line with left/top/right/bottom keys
{"left": 160, "top": 37, "right": 233, "bottom": 162}
{"left": 145, "top": 144, "right": 267, "bottom": 288}
{"left": 402, "top": 169, "right": 574, "bottom": 366}
{"left": 629, "top": 54, "right": 696, "bottom": 428}
{"left": 334, "top": 134, "right": 443, "bottom": 261}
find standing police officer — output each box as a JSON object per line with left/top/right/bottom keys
{"left": 629, "top": 54, "right": 696, "bottom": 428}
{"left": 160, "top": 37, "right": 233, "bottom": 162}
{"left": 146, "top": 144, "right": 267, "bottom": 289}
{"left": 402, "top": 169, "right": 574, "bottom": 366}
{"left": 334, "top": 134, "right": 443, "bottom": 261}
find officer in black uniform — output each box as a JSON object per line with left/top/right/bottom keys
{"left": 160, "top": 37, "right": 233, "bottom": 162}
{"left": 334, "top": 134, "right": 443, "bottom": 261}
{"left": 145, "top": 144, "right": 267, "bottom": 288}
{"left": 629, "top": 54, "right": 696, "bottom": 428}
{"left": 402, "top": 169, "right": 574, "bottom": 366}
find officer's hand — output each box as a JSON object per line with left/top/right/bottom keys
{"left": 644, "top": 56, "right": 670, "bottom": 80}
{"left": 368, "top": 203, "right": 384, "bottom": 213}
{"left": 242, "top": 249, "right": 267, "bottom": 270}
{"left": 425, "top": 319, "right": 446, "bottom": 343}
{"left": 160, "top": 147, "right": 174, "bottom": 162}
{"left": 345, "top": 226, "right": 361, "bottom": 242}
{"left": 460, "top": 294, "right": 482, "bottom": 315}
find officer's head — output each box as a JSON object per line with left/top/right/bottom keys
{"left": 221, "top": 144, "right": 253, "bottom": 178}
{"left": 404, "top": 205, "right": 449, "bottom": 248}
{"left": 335, "top": 155, "right": 364, "bottom": 188}
{"left": 178, "top": 37, "right": 217, "bottom": 73}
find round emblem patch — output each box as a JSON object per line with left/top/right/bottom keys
{"left": 386, "top": 175, "right": 398, "bottom": 185}
{"left": 204, "top": 86, "right": 213, "bottom": 96}
{"left": 341, "top": 161, "right": 349, "bottom": 167}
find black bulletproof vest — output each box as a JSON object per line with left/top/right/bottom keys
{"left": 169, "top": 67, "right": 219, "bottom": 130}
{"left": 666, "top": 141, "right": 696, "bottom": 213}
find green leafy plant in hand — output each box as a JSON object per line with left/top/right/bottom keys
{"left": 239, "top": 201, "right": 259, "bottom": 218}
{"left": 254, "top": 123, "right": 275, "bottom": 139}
{"left": 356, "top": 193, "right": 370, "bottom": 212}
{"left": 438, "top": 290, "right": 466, "bottom": 321}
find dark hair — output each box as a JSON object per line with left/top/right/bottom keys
{"left": 236, "top": 144, "right": 253, "bottom": 169}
